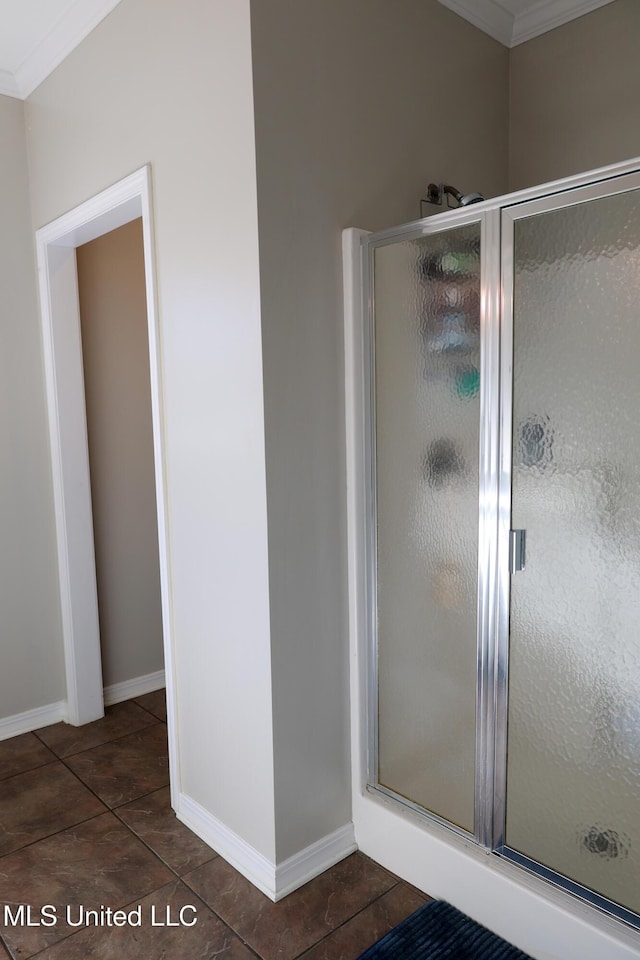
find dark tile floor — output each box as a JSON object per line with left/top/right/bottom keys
{"left": 0, "top": 691, "right": 427, "bottom": 959}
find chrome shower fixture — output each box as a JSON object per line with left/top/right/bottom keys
{"left": 421, "top": 183, "right": 485, "bottom": 216}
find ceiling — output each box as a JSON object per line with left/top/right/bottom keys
{"left": 438, "top": 0, "right": 616, "bottom": 46}
{"left": 0, "top": 0, "right": 618, "bottom": 100}
{"left": 0, "top": 0, "right": 121, "bottom": 99}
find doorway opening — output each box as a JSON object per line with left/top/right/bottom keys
{"left": 76, "top": 216, "right": 164, "bottom": 706}
{"left": 36, "top": 167, "right": 176, "bottom": 796}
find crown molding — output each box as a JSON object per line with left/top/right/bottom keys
{"left": 12, "top": 0, "right": 122, "bottom": 99}
{"left": 511, "top": 0, "right": 616, "bottom": 45}
{"left": 0, "top": 68, "right": 19, "bottom": 98}
{"left": 1, "top": 0, "right": 618, "bottom": 99}
{"left": 438, "top": 0, "right": 615, "bottom": 47}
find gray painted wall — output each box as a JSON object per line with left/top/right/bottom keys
{"left": 25, "top": 0, "right": 277, "bottom": 859}
{"left": 0, "top": 94, "right": 65, "bottom": 721}
{"left": 250, "top": 0, "right": 509, "bottom": 861}
{"left": 509, "top": 0, "right": 640, "bottom": 191}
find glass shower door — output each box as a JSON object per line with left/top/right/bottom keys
{"left": 370, "top": 220, "right": 483, "bottom": 835}
{"left": 503, "top": 180, "right": 640, "bottom": 920}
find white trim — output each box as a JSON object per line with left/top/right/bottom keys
{"left": 343, "top": 227, "right": 371, "bottom": 806}
{"left": 275, "top": 824, "right": 357, "bottom": 900}
{"left": 0, "top": 69, "right": 20, "bottom": 98}
{"left": 0, "top": 701, "right": 67, "bottom": 741}
{"left": 36, "top": 170, "right": 152, "bottom": 728}
{"left": 176, "top": 792, "right": 277, "bottom": 899}
{"left": 35, "top": 166, "right": 179, "bottom": 809}
{"left": 437, "top": 0, "right": 615, "bottom": 47}
{"left": 37, "top": 229, "right": 104, "bottom": 727}
{"left": 13, "top": 0, "right": 123, "bottom": 100}
{"left": 512, "top": 0, "right": 616, "bottom": 45}
{"left": 36, "top": 182, "right": 144, "bottom": 248}
{"left": 354, "top": 798, "right": 640, "bottom": 960}
{"left": 364, "top": 154, "right": 640, "bottom": 244}
{"left": 137, "top": 168, "right": 180, "bottom": 811}
{"left": 103, "top": 670, "right": 165, "bottom": 707}
{"left": 0, "top": 0, "right": 618, "bottom": 99}
{"left": 177, "top": 791, "right": 356, "bottom": 902}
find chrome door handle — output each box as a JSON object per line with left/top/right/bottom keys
{"left": 509, "top": 529, "right": 526, "bottom": 574}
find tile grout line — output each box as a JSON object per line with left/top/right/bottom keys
{"left": 110, "top": 801, "right": 218, "bottom": 883}
{"left": 19, "top": 874, "right": 265, "bottom": 960}
{"left": 0, "top": 704, "right": 178, "bottom": 870}
{"left": 0, "top": 698, "right": 420, "bottom": 960}
{"left": 2, "top": 822, "right": 419, "bottom": 960}
{"left": 178, "top": 870, "right": 276, "bottom": 956}
{"left": 291, "top": 879, "right": 403, "bottom": 960}
{"left": 178, "top": 863, "right": 411, "bottom": 960}
{"left": 14, "top": 877, "right": 189, "bottom": 960}
{"left": 0, "top": 806, "right": 185, "bottom": 960}
{"left": 0, "top": 722, "right": 171, "bottom": 870}
{"left": 0, "top": 757, "right": 97, "bottom": 866}
{"left": 0, "top": 757, "right": 59, "bottom": 784}
{"left": 54, "top": 724, "right": 168, "bottom": 809}
{"left": 0, "top": 738, "right": 58, "bottom": 783}
{"left": 0, "top": 930, "right": 11, "bottom": 959}
{"left": 31, "top": 714, "right": 164, "bottom": 761}
{"left": 127, "top": 695, "right": 167, "bottom": 725}
{"left": 0, "top": 697, "right": 178, "bottom": 960}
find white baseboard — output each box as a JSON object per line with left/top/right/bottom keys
{"left": 176, "top": 791, "right": 356, "bottom": 901}
{"left": 0, "top": 700, "right": 67, "bottom": 741}
{"left": 275, "top": 823, "right": 357, "bottom": 900}
{"left": 176, "top": 792, "right": 276, "bottom": 897}
{"left": 103, "top": 669, "right": 165, "bottom": 706}
{"left": 0, "top": 671, "right": 166, "bottom": 741}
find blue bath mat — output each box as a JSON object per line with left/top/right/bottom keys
{"left": 357, "top": 900, "right": 533, "bottom": 960}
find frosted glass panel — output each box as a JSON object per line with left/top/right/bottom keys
{"left": 506, "top": 190, "right": 640, "bottom": 915}
{"left": 374, "top": 225, "right": 480, "bottom": 832}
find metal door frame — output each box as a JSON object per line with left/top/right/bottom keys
{"left": 361, "top": 206, "right": 497, "bottom": 845}
{"left": 495, "top": 168, "right": 640, "bottom": 931}
{"left": 360, "top": 156, "right": 640, "bottom": 930}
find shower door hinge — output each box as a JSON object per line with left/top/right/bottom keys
{"left": 509, "top": 529, "right": 526, "bottom": 574}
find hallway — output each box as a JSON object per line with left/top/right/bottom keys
{"left": 0, "top": 694, "right": 426, "bottom": 958}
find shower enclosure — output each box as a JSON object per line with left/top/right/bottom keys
{"left": 354, "top": 158, "right": 640, "bottom": 931}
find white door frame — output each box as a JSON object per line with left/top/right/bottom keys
{"left": 36, "top": 166, "right": 174, "bottom": 739}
